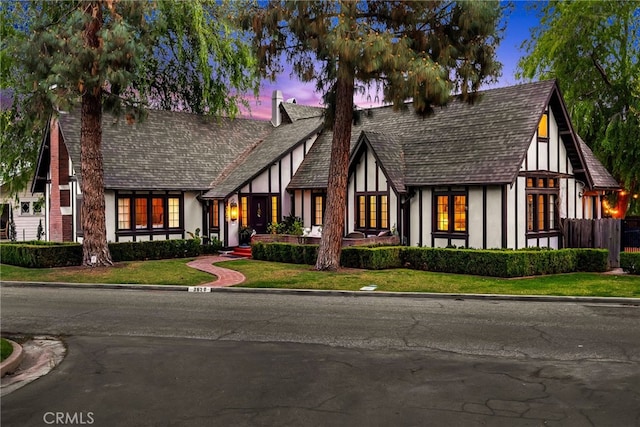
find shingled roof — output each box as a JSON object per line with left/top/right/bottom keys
{"left": 281, "top": 103, "right": 324, "bottom": 123}
{"left": 288, "top": 80, "right": 609, "bottom": 191}
{"left": 57, "top": 109, "right": 272, "bottom": 190}
{"left": 576, "top": 136, "right": 619, "bottom": 190}
{"left": 203, "top": 116, "right": 323, "bottom": 198}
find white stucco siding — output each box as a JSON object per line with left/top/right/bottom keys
{"left": 347, "top": 178, "right": 355, "bottom": 233}
{"left": 389, "top": 190, "right": 398, "bottom": 233}
{"left": 549, "top": 110, "right": 559, "bottom": 172}
{"left": 270, "top": 164, "right": 280, "bottom": 193}
{"left": 506, "top": 183, "right": 517, "bottom": 249}
{"left": 251, "top": 170, "right": 270, "bottom": 193}
{"left": 183, "top": 192, "right": 202, "bottom": 235}
{"left": 355, "top": 156, "right": 366, "bottom": 192}
{"left": 105, "top": 191, "right": 116, "bottom": 241}
{"left": 467, "top": 187, "right": 484, "bottom": 249}
{"left": 408, "top": 188, "right": 432, "bottom": 247}
{"left": 291, "top": 144, "right": 306, "bottom": 174}
{"left": 366, "top": 151, "right": 377, "bottom": 192}
{"left": 302, "top": 190, "right": 312, "bottom": 227}
{"left": 485, "top": 187, "right": 503, "bottom": 249}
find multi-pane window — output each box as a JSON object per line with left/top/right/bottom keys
{"left": 434, "top": 191, "right": 467, "bottom": 233}
{"left": 168, "top": 198, "right": 180, "bottom": 228}
{"left": 118, "top": 198, "right": 130, "bottom": 229}
{"left": 240, "top": 197, "right": 248, "bottom": 227}
{"left": 312, "top": 194, "right": 325, "bottom": 226}
{"left": 356, "top": 193, "right": 389, "bottom": 231}
{"left": 526, "top": 177, "right": 558, "bottom": 233}
{"left": 117, "top": 194, "right": 181, "bottom": 231}
{"left": 271, "top": 196, "right": 278, "bottom": 223}
{"left": 21, "top": 201, "right": 30, "bottom": 215}
{"left": 152, "top": 198, "right": 164, "bottom": 228}
{"left": 209, "top": 200, "right": 220, "bottom": 229}
{"left": 135, "top": 198, "right": 148, "bottom": 229}
{"left": 538, "top": 111, "right": 548, "bottom": 141}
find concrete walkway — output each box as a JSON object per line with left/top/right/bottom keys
{"left": 186, "top": 256, "right": 246, "bottom": 287}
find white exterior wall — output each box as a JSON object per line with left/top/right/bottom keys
{"left": 3, "top": 184, "right": 46, "bottom": 242}
{"left": 485, "top": 187, "right": 503, "bottom": 249}
{"left": 467, "top": 187, "right": 484, "bottom": 249}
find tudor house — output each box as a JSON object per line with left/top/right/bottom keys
{"left": 32, "top": 80, "right": 618, "bottom": 249}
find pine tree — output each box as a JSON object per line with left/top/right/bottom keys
{"left": 2, "top": 0, "right": 259, "bottom": 265}
{"left": 245, "top": 1, "right": 503, "bottom": 270}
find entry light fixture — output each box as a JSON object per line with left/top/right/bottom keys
{"left": 229, "top": 201, "right": 238, "bottom": 222}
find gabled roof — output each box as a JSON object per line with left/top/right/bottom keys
{"left": 351, "top": 131, "right": 406, "bottom": 194}
{"left": 289, "top": 80, "right": 612, "bottom": 191}
{"left": 576, "top": 136, "right": 619, "bottom": 190}
{"left": 203, "top": 116, "right": 323, "bottom": 198}
{"left": 54, "top": 109, "right": 273, "bottom": 191}
{"left": 280, "top": 103, "right": 324, "bottom": 123}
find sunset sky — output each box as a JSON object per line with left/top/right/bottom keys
{"left": 242, "top": 1, "right": 541, "bottom": 121}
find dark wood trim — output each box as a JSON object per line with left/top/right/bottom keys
{"left": 502, "top": 185, "right": 508, "bottom": 248}
{"left": 419, "top": 189, "right": 424, "bottom": 247}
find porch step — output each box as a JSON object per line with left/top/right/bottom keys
{"left": 229, "top": 246, "right": 252, "bottom": 258}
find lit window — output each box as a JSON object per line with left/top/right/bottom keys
{"left": 135, "top": 198, "right": 148, "bottom": 229}
{"left": 209, "top": 201, "right": 219, "bottom": 229}
{"left": 118, "top": 198, "right": 130, "bottom": 229}
{"left": 436, "top": 195, "right": 449, "bottom": 231}
{"left": 313, "top": 195, "right": 324, "bottom": 226}
{"left": 454, "top": 195, "right": 466, "bottom": 232}
{"left": 538, "top": 111, "right": 548, "bottom": 139}
{"left": 271, "top": 196, "right": 278, "bottom": 223}
{"left": 526, "top": 177, "right": 559, "bottom": 233}
{"left": 369, "top": 196, "right": 377, "bottom": 228}
{"left": 380, "top": 195, "right": 388, "bottom": 229}
{"left": 358, "top": 195, "right": 366, "bottom": 228}
{"left": 240, "top": 197, "right": 248, "bottom": 227}
{"left": 168, "top": 198, "right": 180, "bottom": 228}
{"left": 152, "top": 198, "right": 164, "bottom": 228}
{"left": 434, "top": 192, "right": 467, "bottom": 233}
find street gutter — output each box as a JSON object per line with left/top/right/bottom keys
{"left": 2, "top": 280, "right": 639, "bottom": 305}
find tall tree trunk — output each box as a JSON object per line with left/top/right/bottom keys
{"left": 80, "top": 2, "right": 112, "bottom": 266}
{"left": 315, "top": 69, "right": 355, "bottom": 271}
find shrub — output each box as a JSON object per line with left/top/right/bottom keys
{"left": 341, "top": 246, "right": 403, "bottom": 270}
{"left": 251, "top": 241, "right": 317, "bottom": 265}
{"left": 1, "top": 238, "right": 202, "bottom": 267}
{"left": 109, "top": 239, "right": 201, "bottom": 262}
{"left": 574, "top": 249, "right": 609, "bottom": 272}
{"left": 620, "top": 252, "right": 640, "bottom": 275}
{"left": 0, "top": 242, "right": 82, "bottom": 268}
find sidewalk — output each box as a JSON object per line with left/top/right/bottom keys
{"left": 186, "top": 256, "right": 246, "bottom": 287}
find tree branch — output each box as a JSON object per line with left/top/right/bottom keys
{"left": 590, "top": 51, "right": 612, "bottom": 88}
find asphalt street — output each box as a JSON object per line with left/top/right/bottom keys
{"left": 1, "top": 286, "right": 639, "bottom": 426}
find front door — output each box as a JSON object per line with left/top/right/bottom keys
{"left": 250, "top": 196, "right": 268, "bottom": 234}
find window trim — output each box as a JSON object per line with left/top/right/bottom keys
{"left": 538, "top": 110, "right": 549, "bottom": 142}
{"left": 432, "top": 189, "right": 468, "bottom": 237}
{"left": 116, "top": 192, "right": 183, "bottom": 235}
{"left": 355, "top": 191, "right": 389, "bottom": 233}
{"left": 311, "top": 193, "right": 326, "bottom": 226}
{"left": 526, "top": 177, "right": 559, "bottom": 235}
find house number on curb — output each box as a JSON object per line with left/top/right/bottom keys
{"left": 188, "top": 287, "right": 212, "bottom": 293}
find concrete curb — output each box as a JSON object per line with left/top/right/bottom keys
{"left": 1, "top": 339, "right": 25, "bottom": 377}
{"left": 2, "top": 280, "right": 639, "bottom": 305}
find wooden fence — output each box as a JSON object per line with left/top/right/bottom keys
{"left": 562, "top": 218, "right": 621, "bottom": 268}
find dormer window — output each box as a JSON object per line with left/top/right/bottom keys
{"left": 538, "top": 111, "right": 549, "bottom": 141}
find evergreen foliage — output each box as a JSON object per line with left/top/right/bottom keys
{"left": 244, "top": 1, "right": 503, "bottom": 270}
{"left": 1, "top": 0, "right": 259, "bottom": 265}
{"left": 518, "top": 1, "right": 640, "bottom": 214}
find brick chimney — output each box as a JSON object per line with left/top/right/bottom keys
{"left": 271, "top": 90, "right": 283, "bottom": 127}
{"left": 49, "top": 116, "right": 63, "bottom": 242}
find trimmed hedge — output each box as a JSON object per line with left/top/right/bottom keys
{"left": 109, "top": 239, "right": 201, "bottom": 262}
{"left": 0, "top": 242, "right": 83, "bottom": 268}
{"left": 620, "top": 252, "right": 640, "bottom": 275}
{"left": 250, "top": 242, "right": 609, "bottom": 277}
{"left": 251, "top": 241, "right": 318, "bottom": 265}
{"left": 1, "top": 239, "right": 203, "bottom": 268}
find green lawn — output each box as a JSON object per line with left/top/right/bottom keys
{"left": 0, "top": 259, "right": 214, "bottom": 286}
{"left": 1, "top": 338, "right": 13, "bottom": 362}
{"left": 218, "top": 259, "right": 640, "bottom": 298}
{"left": 1, "top": 258, "right": 639, "bottom": 298}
